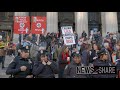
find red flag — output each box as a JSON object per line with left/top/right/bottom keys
{"left": 31, "top": 16, "right": 46, "bottom": 34}
{"left": 14, "top": 16, "right": 30, "bottom": 34}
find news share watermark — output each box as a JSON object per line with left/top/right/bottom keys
{"left": 76, "top": 66, "right": 116, "bottom": 75}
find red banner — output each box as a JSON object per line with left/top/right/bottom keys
{"left": 31, "top": 16, "right": 46, "bottom": 34}
{"left": 14, "top": 16, "right": 30, "bottom": 34}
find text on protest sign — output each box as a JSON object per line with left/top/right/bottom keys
{"left": 61, "top": 26, "right": 73, "bottom": 35}
{"left": 61, "top": 26, "right": 75, "bottom": 45}
{"left": 14, "top": 16, "right": 30, "bottom": 34}
{"left": 31, "top": 16, "right": 46, "bottom": 34}
{"left": 63, "top": 36, "right": 75, "bottom": 45}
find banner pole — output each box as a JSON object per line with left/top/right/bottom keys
{"left": 21, "top": 34, "right": 23, "bottom": 45}
{"left": 37, "top": 34, "right": 40, "bottom": 45}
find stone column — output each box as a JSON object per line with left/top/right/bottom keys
{"left": 101, "top": 12, "right": 118, "bottom": 37}
{"left": 75, "top": 12, "right": 88, "bottom": 38}
{"left": 47, "top": 12, "right": 58, "bottom": 33}
{"left": 13, "top": 12, "right": 29, "bottom": 44}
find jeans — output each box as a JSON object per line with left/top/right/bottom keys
{"left": 59, "top": 68, "right": 65, "bottom": 78}
{"left": 0, "top": 56, "right": 5, "bottom": 68}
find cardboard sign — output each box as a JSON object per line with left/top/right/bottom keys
{"left": 14, "top": 16, "right": 30, "bottom": 34}
{"left": 61, "top": 26, "right": 73, "bottom": 35}
{"left": 63, "top": 36, "right": 75, "bottom": 45}
{"left": 61, "top": 26, "right": 75, "bottom": 45}
{"left": 31, "top": 16, "right": 46, "bottom": 34}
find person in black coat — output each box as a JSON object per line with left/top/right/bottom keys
{"left": 82, "top": 30, "right": 87, "bottom": 38}
{"left": 81, "top": 44, "right": 91, "bottom": 66}
{"left": 32, "top": 50, "right": 58, "bottom": 78}
{"left": 92, "top": 49, "right": 116, "bottom": 78}
{"left": 6, "top": 46, "right": 33, "bottom": 78}
{"left": 89, "top": 43, "right": 101, "bottom": 63}
{"left": 116, "top": 60, "right": 120, "bottom": 78}
{"left": 64, "top": 53, "right": 88, "bottom": 78}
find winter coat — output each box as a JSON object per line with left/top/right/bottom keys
{"left": 32, "top": 60, "right": 58, "bottom": 78}
{"left": 63, "top": 61, "right": 87, "bottom": 78}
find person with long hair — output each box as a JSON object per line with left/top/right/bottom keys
{"left": 89, "top": 43, "right": 101, "bottom": 64}
{"left": 58, "top": 45, "right": 70, "bottom": 78}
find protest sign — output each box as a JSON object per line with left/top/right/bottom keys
{"left": 14, "top": 16, "right": 30, "bottom": 34}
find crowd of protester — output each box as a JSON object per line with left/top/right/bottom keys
{"left": 0, "top": 30, "right": 120, "bottom": 78}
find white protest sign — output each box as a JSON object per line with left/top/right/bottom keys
{"left": 63, "top": 36, "right": 75, "bottom": 45}
{"left": 61, "top": 26, "right": 73, "bottom": 35}
{"left": 61, "top": 26, "right": 75, "bottom": 45}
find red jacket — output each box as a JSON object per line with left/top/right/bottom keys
{"left": 62, "top": 52, "right": 70, "bottom": 64}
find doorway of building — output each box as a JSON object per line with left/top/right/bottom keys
{"left": 88, "top": 12, "right": 102, "bottom": 36}
{"left": 58, "top": 12, "right": 75, "bottom": 37}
